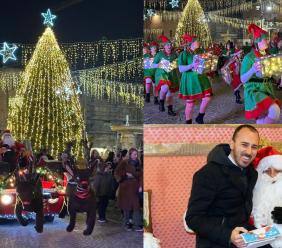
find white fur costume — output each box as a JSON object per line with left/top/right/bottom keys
{"left": 144, "top": 232, "right": 161, "bottom": 248}
{"left": 252, "top": 151, "right": 282, "bottom": 248}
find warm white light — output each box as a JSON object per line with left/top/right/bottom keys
{"left": 266, "top": 6, "right": 272, "bottom": 11}
{"left": 1, "top": 194, "right": 13, "bottom": 205}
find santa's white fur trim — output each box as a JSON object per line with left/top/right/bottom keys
{"left": 257, "top": 155, "right": 282, "bottom": 173}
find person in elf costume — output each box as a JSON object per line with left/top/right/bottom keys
{"left": 252, "top": 146, "right": 282, "bottom": 248}
{"left": 222, "top": 46, "right": 244, "bottom": 104}
{"left": 152, "top": 35, "right": 179, "bottom": 116}
{"left": 149, "top": 41, "right": 160, "bottom": 105}
{"left": 240, "top": 24, "right": 281, "bottom": 124}
{"left": 178, "top": 34, "right": 213, "bottom": 124}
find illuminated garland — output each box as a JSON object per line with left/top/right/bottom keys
{"left": 18, "top": 39, "right": 142, "bottom": 69}
{"left": 175, "top": 0, "right": 212, "bottom": 48}
{"left": 8, "top": 27, "right": 85, "bottom": 158}
{"left": 209, "top": 1, "right": 253, "bottom": 16}
{"left": 0, "top": 176, "right": 15, "bottom": 192}
{"left": 0, "top": 59, "right": 142, "bottom": 109}
{"left": 144, "top": 28, "right": 164, "bottom": 37}
{"left": 208, "top": 13, "right": 282, "bottom": 30}
{"left": 0, "top": 70, "right": 21, "bottom": 91}
{"left": 36, "top": 166, "right": 64, "bottom": 191}
{"left": 144, "top": 0, "right": 249, "bottom": 11}
{"left": 78, "top": 75, "right": 144, "bottom": 109}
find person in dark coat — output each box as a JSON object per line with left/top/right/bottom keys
{"left": 93, "top": 161, "right": 114, "bottom": 222}
{"left": 185, "top": 124, "right": 271, "bottom": 248}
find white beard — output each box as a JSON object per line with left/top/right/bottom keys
{"left": 252, "top": 173, "right": 282, "bottom": 248}
{"left": 2, "top": 136, "right": 15, "bottom": 148}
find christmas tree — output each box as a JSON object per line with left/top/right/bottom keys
{"left": 8, "top": 27, "right": 85, "bottom": 158}
{"left": 175, "top": 0, "right": 212, "bottom": 48}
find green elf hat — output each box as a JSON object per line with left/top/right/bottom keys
{"left": 248, "top": 24, "right": 268, "bottom": 44}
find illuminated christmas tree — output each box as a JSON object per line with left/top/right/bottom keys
{"left": 175, "top": 0, "right": 212, "bottom": 48}
{"left": 8, "top": 27, "right": 85, "bottom": 157}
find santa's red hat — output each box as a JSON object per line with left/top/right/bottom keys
{"left": 2, "top": 129, "right": 11, "bottom": 135}
{"left": 158, "top": 35, "right": 171, "bottom": 44}
{"left": 182, "top": 34, "right": 197, "bottom": 44}
{"left": 248, "top": 24, "right": 268, "bottom": 43}
{"left": 253, "top": 146, "right": 282, "bottom": 172}
{"left": 149, "top": 41, "right": 159, "bottom": 48}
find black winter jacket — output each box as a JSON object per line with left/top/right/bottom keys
{"left": 185, "top": 144, "right": 258, "bottom": 248}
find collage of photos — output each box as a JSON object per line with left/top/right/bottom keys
{"left": 0, "top": 0, "right": 282, "bottom": 248}
{"left": 144, "top": 1, "right": 282, "bottom": 248}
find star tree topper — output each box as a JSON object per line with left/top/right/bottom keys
{"left": 0, "top": 42, "right": 18, "bottom": 63}
{"left": 41, "top": 9, "right": 56, "bottom": 27}
{"left": 169, "top": 0, "right": 179, "bottom": 8}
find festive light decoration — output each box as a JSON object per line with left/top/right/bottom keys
{"left": 147, "top": 9, "right": 156, "bottom": 17}
{"left": 36, "top": 167, "right": 63, "bottom": 191}
{"left": 158, "top": 58, "right": 178, "bottom": 72}
{"left": 0, "top": 42, "right": 18, "bottom": 63}
{"left": 41, "top": 9, "right": 56, "bottom": 27}
{"left": 258, "top": 54, "right": 282, "bottom": 78}
{"left": 78, "top": 76, "right": 144, "bottom": 109}
{"left": 18, "top": 39, "right": 142, "bottom": 69}
{"left": 0, "top": 70, "right": 21, "bottom": 91}
{"left": 192, "top": 54, "right": 218, "bottom": 74}
{"left": 175, "top": 0, "right": 212, "bottom": 48}
{"left": 7, "top": 27, "right": 85, "bottom": 158}
{"left": 169, "top": 0, "right": 180, "bottom": 8}
{"left": 144, "top": 28, "right": 163, "bottom": 37}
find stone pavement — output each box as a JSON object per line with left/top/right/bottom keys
{"left": 0, "top": 201, "right": 143, "bottom": 248}
{"left": 144, "top": 77, "right": 282, "bottom": 124}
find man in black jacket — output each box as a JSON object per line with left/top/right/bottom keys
{"left": 185, "top": 124, "right": 271, "bottom": 248}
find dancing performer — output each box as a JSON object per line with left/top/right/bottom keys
{"left": 152, "top": 35, "right": 179, "bottom": 116}
{"left": 178, "top": 34, "right": 212, "bottom": 124}
{"left": 240, "top": 24, "right": 281, "bottom": 124}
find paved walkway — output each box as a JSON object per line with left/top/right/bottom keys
{"left": 0, "top": 201, "right": 143, "bottom": 248}
{"left": 144, "top": 77, "right": 282, "bottom": 124}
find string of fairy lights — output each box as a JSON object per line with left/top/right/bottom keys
{"left": 0, "top": 57, "right": 143, "bottom": 109}
{"left": 18, "top": 39, "right": 142, "bottom": 69}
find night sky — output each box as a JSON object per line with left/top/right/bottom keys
{"left": 0, "top": 0, "right": 143, "bottom": 43}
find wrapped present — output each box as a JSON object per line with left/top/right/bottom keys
{"left": 221, "top": 55, "right": 241, "bottom": 85}
{"left": 257, "top": 53, "right": 282, "bottom": 78}
{"left": 159, "top": 58, "right": 178, "bottom": 73}
{"left": 192, "top": 54, "right": 218, "bottom": 74}
{"left": 144, "top": 57, "right": 154, "bottom": 69}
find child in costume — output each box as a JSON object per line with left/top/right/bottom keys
{"left": 152, "top": 35, "right": 179, "bottom": 116}
{"left": 178, "top": 34, "right": 212, "bottom": 124}
{"left": 240, "top": 24, "right": 281, "bottom": 124}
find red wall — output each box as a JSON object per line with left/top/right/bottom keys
{"left": 144, "top": 125, "right": 282, "bottom": 248}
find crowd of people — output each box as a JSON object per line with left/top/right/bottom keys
{"left": 144, "top": 23, "right": 282, "bottom": 124}
{"left": 0, "top": 129, "right": 143, "bottom": 232}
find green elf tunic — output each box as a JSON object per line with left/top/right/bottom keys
{"left": 144, "top": 53, "right": 156, "bottom": 82}
{"left": 178, "top": 48, "right": 212, "bottom": 100}
{"left": 240, "top": 48, "right": 281, "bottom": 119}
{"left": 153, "top": 51, "right": 179, "bottom": 93}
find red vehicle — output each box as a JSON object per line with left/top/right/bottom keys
{"left": 0, "top": 160, "right": 65, "bottom": 222}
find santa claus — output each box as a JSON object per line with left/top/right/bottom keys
{"left": 252, "top": 146, "right": 282, "bottom": 248}
{"left": 1, "top": 129, "right": 25, "bottom": 152}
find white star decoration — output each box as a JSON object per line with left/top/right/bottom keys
{"left": 169, "top": 0, "right": 179, "bottom": 8}
{"left": 0, "top": 42, "right": 18, "bottom": 63}
{"left": 41, "top": 9, "right": 56, "bottom": 27}
{"left": 147, "top": 9, "right": 155, "bottom": 17}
